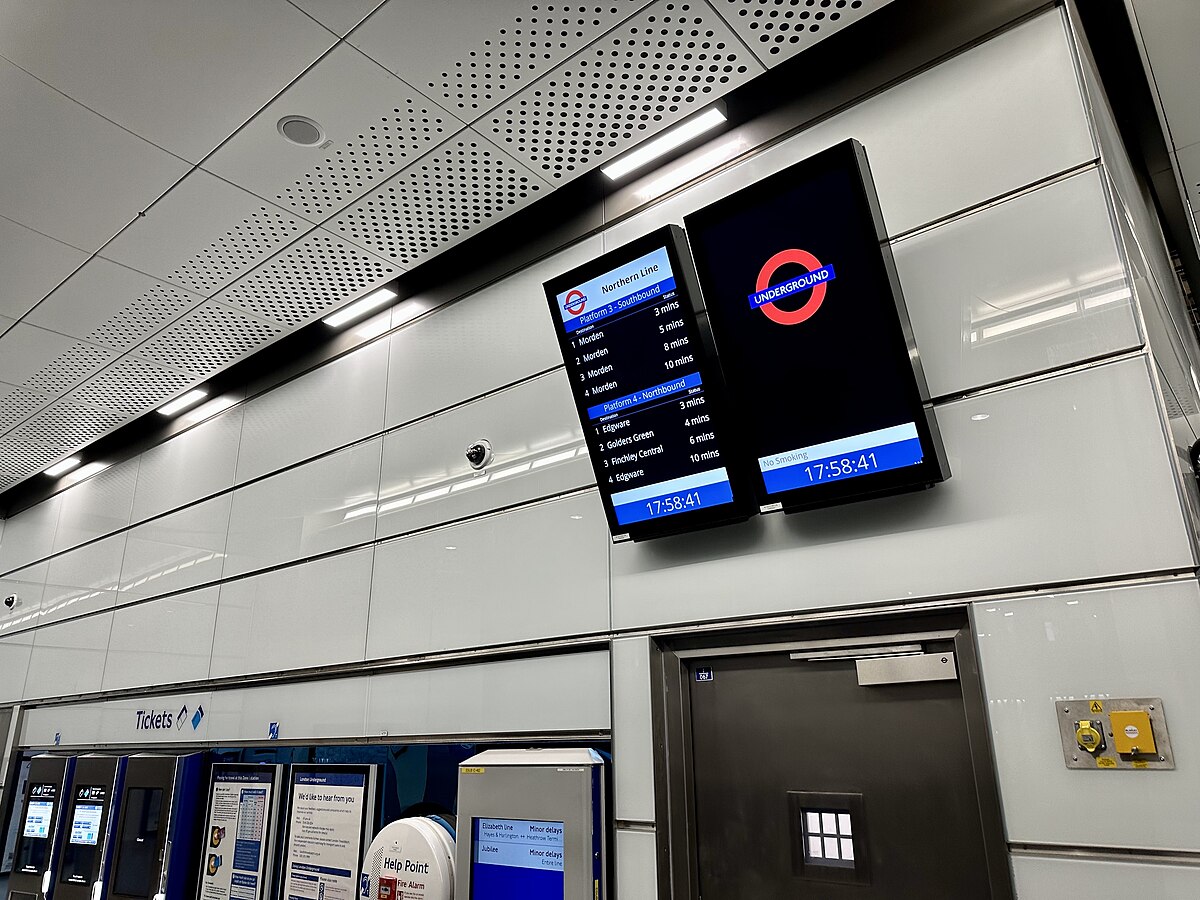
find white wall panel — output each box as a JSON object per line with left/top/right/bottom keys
{"left": 210, "top": 548, "right": 373, "bottom": 678}
{"left": 206, "top": 677, "right": 368, "bottom": 744}
{"left": 896, "top": 169, "right": 1140, "bottom": 398}
{"left": 0, "top": 494, "right": 62, "bottom": 574}
{"left": 23, "top": 612, "right": 113, "bottom": 700}
{"left": 131, "top": 407, "right": 244, "bottom": 522}
{"left": 18, "top": 690, "right": 214, "bottom": 748}
{"left": 975, "top": 579, "right": 1200, "bottom": 852}
{"left": 614, "top": 829, "right": 659, "bottom": 900}
{"left": 367, "top": 493, "right": 607, "bottom": 660}
{"left": 103, "top": 587, "right": 219, "bottom": 691}
{"left": 224, "top": 439, "right": 382, "bottom": 577}
{"left": 366, "top": 651, "right": 611, "bottom": 738}
{"left": 605, "top": 10, "right": 1095, "bottom": 247}
{"left": 376, "top": 372, "right": 588, "bottom": 540}
{"left": 382, "top": 236, "right": 601, "bottom": 428}
{"left": 0, "top": 630, "right": 33, "bottom": 703}
{"left": 611, "top": 637, "right": 656, "bottom": 824}
{"left": 19, "top": 703, "right": 103, "bottom": 749}
{"left": 51, "top": 460, "right": 139, "bottom": 551}
{"left": 40, "top": 533, "right": 126, "bottom": 626}
{"left": 611, "top": 357, "right": 1194, "bottom": 629}
{"left": 1011, "top": 854, "right": 1200, "bottom": 899}
{"left": 0, "top": 562, "right": 47, "bottom": 636}
{"left": 119, "top": 495, "right": 231, "bottom": 603}
{"left": 236, "top": 339, "right": 389, "bottom": 483}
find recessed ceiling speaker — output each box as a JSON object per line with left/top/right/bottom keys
{"left": 277, "top": 115, "right": 325, "bottom": 147}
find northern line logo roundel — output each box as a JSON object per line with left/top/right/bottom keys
{"left": 563, "top": 289, "right": 587, "bottom": 316}
{"left": 748, "top": 249, "right": 836, "bottom": 326}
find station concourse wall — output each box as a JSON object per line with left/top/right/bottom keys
{"left": 2, "top": 8, "right": 1199, "bottom": 897}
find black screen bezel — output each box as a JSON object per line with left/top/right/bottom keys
{"left": 543, "top": 224, "right": 756, "bottom": 541}
{"left": 683, "top": 139, "right": 949, "bottom": 513}
{"left": 15, "top": 782, "right": 59, "bottom": 874}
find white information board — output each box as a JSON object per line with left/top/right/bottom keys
{"left": 282, "top": 766, "right": 376, "bottom": 900}
{"left": 198, "top": 765, "right": 281, "bottom": 900}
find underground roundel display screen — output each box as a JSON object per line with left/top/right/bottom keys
{"left": 683, "top": 139, "right": 949, "bottom": 511}
{"left": 544, "top": 224, "right": 753, "bottom": 540}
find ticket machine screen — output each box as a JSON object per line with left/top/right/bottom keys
{"left": 471, "top": 818, "right": 564, "bottom": 899}
{"left": 23, "top": 800, "right": 54, "bottom": 839}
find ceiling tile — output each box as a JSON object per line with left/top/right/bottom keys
{"left": 293, "top": 0, "right": 386, "bottom": 37}
{"left": 327, "top": 130, "right": 551, "bottom": 267}
{"left": 1129, "top": 0, "right": 1200, "bottom": 151}
{"left": 0, "top": 217, "right": 89, "bottom": 320}
{"left": 135, "top": 301, "right": 284, "bottom": 377}
{"left": 481, "top": 0, "right": 764, "bottom": 182}
{"left": 24, "top": 257, "right": 204, "bottom": 350}
{"left": 351, "top": 0, "right": 655, "bottom": 120}
{"left": 101, "top": 169, "right": 311, "bottom": 296}
{"left": 64, "top": 357, "right": 195, "bottom": 417}
{"left": 0, "top": 0, "right": 336, "bottom": 162}
{"left": 0, "top": 382, "right": 53, "bottom": 436}
{"left": 204, "top": 43, "right": 465, "bottom": 223}
{"left": 215, "top": 228, "right": 400, "bottom": 328}
{"left": 0, "top": 58, "right": 190, "bottom": 252}
{"left": 711, "top": 0, "right": 896, "bottom": 67}
{"left": 5, "top": 400, "right": 127, "bottom": 456}
{"left": 0, "top": 324, "right": 114, "bottom": 390}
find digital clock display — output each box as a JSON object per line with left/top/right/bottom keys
{"left": 684, "top": 139, "right": 949, "bottom": 511}
{"left": 544, "top": 225, "right": 753, "bottom": 539}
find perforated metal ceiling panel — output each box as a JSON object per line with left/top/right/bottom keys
{"left": 101, "top": 169, "right": 311, "bottom": 297}
{"left": 215, "top": 229, "right": 400, "bottom": 328}
{"left": 481, "top": 0, "right": 764, "bottom": 180}
{"left": 351, "top": 0, "right": 656, "bottom": 119}
{"left": 134, "top": 301, "right": 284, "bottom": 377}
{"left": 328, "top": 130, "right": 551, "bottom": 267}
{"left": 64, "top": 357, "right": 195, "bottom": 417}
{"left": 0, "top": 325, "right": 114, "bottom": 392}
{"left": 714, "top": 0, "right": 893, "bottom": 67}
{"left": 204, "top": 44, "right": 464, "bottom": 224}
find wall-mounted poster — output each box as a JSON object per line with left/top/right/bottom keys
{"left": 197, "top": 765, "right": 282, "bottom": 900}
{"left": 281, "top": 765, "right": 377, "bottom": 900}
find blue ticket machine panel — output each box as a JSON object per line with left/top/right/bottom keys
{"left": 55, "top": 756, "right": 126, "bottom": 900}
{"left": 454, "top": 749, "right": 606, "bottom": 900}
{"left": 8, "top": 756, "right": 74, "bottom": 900}
{"left": 108, "top": 754, "right": 205, "bottom": 900}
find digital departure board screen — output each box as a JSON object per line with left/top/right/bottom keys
{"left": 684, "top": 140, "right": 948, "bottom": 511}
{"left": 544, "top": 225, "right": 753, "bottom": 539}
{"left": 471, "top": 818, "right": 564, "bottom": 900}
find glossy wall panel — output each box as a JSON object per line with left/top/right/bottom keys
{"left": 236, "top": 339, "right": 389, "bottom": 483}
{"left": 376, "top": 371, "right": 589, "bottom": 539}
{"left": 0, "top": 631, "right": 33, "bottom": 702}
{"left": 0, "top": 494, "right": 61, "bottom": 574}
{"left": 210, "top": 547, "right": 373, "bottom": 677}
{"left": 23, "top": 612, "right": 113, "bottom": 700}
{"left": 367, "top": 493, "right": 607, "bottom": 660}
{"left": 896, "top": 169, "right": 1141, "bottom": 398}
{"left": 611, "top": 636, "right": 657, "bottom": 823}
{"left": 605, "top": 10, "right": 1095, "bottom": 248}
{"left": 365, "top": 651, "right": 612, "bottom": 737}
{"left": 119, "top": 494, "right": 231, "bottom": 602}
{"left": 614, "top": 829, "right": 659, "bottom": 900}
{"left": 51, "top": 460, "right": 138, "bottom": 551}
{"left": 0, "top": 562, "right": 47, "bottom": 634}
{"left": 975, "top": 579, "right": 1200, "bottom": 851}
{"left": 131, "top": 407, "right": 244, "bottom": 521}
{"left": 611, "top": 357, "right": 1194, "bottom": 629}
{"left": 383, "top": 235, "right": 601, "bottom": 429}
{"left": 224, "top": 438, "right": 382, "bottom": 577}
{"left": 205, "top": 677, "right": 368, "bottom": 744}
{"left": 102, "top": 587, "right": 219, "bottom": 691}
{"left": 40, "top": 532, "right": 127, "bottom": 625}
{"left": 1011, "top": 855, "right": 1200, "bottom": 899}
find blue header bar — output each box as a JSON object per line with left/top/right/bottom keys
{"left": 294, "top": 772, "right": 366, "bottom": 788}
{"left": 586, "top": 372, "right": 702, "bottom": 420}
{"left": 748, "top": 265, "right": 836, "bottom": 309}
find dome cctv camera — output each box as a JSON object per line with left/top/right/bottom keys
{"left": 3, "top": 594, "right": 17, "bottom": 611}
{"left": 465, "top": 439, "right": 493, "bottom": 470}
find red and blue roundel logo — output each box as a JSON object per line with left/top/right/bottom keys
{"left": 563, "top": 289, "right": 587, "bottom": 316}
{"left": 747, "top": 249, "right": 836, "bottom": 326}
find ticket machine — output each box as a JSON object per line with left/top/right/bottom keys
{"left": 8, "top": 755, "right": 75, "bottom": 900}
{"left": 454, "top": 749, "right": 606, "bottom": 900}
{"left": 106, "top": 754, "right": 204, "bottom": 900}
{"left": 54, "top": 756, "right": 126, "bottom": 900}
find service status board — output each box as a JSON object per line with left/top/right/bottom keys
{"left": 544, "top": 225, "right": 753, "bottom": 540}
{"left": 684, "top": 139, "right": 949, "bottom": 511}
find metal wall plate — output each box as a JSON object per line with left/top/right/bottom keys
{"left": 856, "top": 651, "right": 957, "bottom": 685}
{"left": 1055, "top": 697, "right": 1175, "bottom": 770}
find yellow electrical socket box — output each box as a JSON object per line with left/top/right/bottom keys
{"left": 1110, "top": 710, "right": 1156, "bottom": 756}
